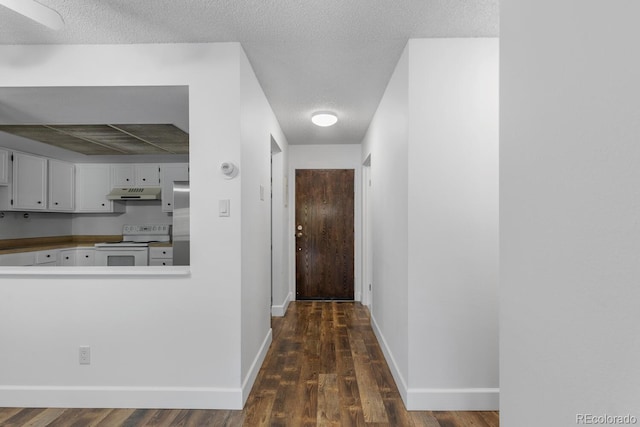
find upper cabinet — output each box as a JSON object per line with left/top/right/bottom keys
{"left": 13, "top": 152, "right": 47, "bottom": 210}
{"left": 76, "top": 164, "right": 125, "bottom": 213}
{"left": 111, "top": 164, "right": 160, "bottom": 187}
{"left": 0, "top": 148, "right": 8, "bottom": 185}
{"left": 48, "top": 159, "right": 75, "bottom": 211}
{"left": 160, "top": 163, "right": 189, "bottom": 212}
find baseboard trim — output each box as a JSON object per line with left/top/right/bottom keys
{"left": 271, "top": 291, "right": 292, "bottom": 317}
{"left": 370, "top": 313, "right": 409, "bottom": 404}
{"left": 407, "top": 387, "right": 499, "bottom": 411}
{"left": 0, "top": 385, "right": 242, "bottom": 409}
{"left": 241, "top": 328, "right": 272, "bottom": 405}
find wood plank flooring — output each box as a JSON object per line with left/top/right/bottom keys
{"left": 0, "top": 302, "right": 499, "bottom": 426}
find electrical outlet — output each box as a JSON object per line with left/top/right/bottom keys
{"left": 79, "top": 346, "right": 90, "bottom": 365}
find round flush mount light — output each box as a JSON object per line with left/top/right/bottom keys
{"left": 311, "top": 112, "right": 338, "bottom": 127}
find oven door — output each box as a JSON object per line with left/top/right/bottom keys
{"left": 94, "top": 247, "right": 149, "bottom": 266}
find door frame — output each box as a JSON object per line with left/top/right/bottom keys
{"left": 289, "top": 161, "right": 362, "bottom": 303}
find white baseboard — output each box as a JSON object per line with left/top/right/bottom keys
{"left": 407, "top": 388, "right": 499, "bottom": 411}
{"left": 370, "top": 314, "right": 499, "bottom": 411}
{"left": 271, "top": 291, "right": 292, "bottom": 317}
{"left": 0, "top": 385, "right": 243, "bottom": 409}
{"left": 241, "top": 328, "right": 272, "bottom": 405}
{"left": 370, "top": 313, "right": 409, "bottom": 404}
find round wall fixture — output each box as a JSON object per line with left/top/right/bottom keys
{"left": 311, "top": 112, "right": 338, "bottom": 127}
{"left": 221, "top": 162, "right": 239, "bottom": 179}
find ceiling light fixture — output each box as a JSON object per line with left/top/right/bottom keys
{"left": 311, "top": 112, "right": 338, "bottom": 127}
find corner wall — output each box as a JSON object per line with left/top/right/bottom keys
{"left": 407, "top": 38, "right": 499, "bottom": 410}
{"left": 238, "top": 48, "right": 289, "bottom": 402}
{"left": 0, "top": 43, "right": 247, "bottom": 409}
{"left": 501, "top": 1, "right": 640, "bottom": 425}
{"left": 361, "top": 46, "right": 410, "bottom": 401}
{"left": 361, "top": 39, "right": 499, "bottom": 410}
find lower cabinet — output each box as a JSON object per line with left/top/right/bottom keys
{"left": 149, "top": 247, "right": 173, "bottom": 266}
{"left": 35, "top": 249, "right": 58, "bottom": 266}
{"left": 59, "top": 248, "right": 95, "bottom": 266}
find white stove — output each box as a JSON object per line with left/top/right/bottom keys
{"left": 94, "top": 224, "right": 171, "bottom": 266}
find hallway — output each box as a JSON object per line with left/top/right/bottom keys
{"left": 243, "top": 301, "right": 498, "bottom": 426}
{"left": 0, "top": 302, "right": 499, "bottom": 426}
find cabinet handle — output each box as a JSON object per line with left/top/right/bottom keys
{"left": 54, "top": 202, "right": 59, "bottom": 205}
{"left": 85, "top": 255, "right": 89, "bottom": 258}
{"left": 46, "top": 254, "right": 50, "bottom": 258}
{"left": 37, "top": 201, "right": 41, "bottom": 204}
{"left": 101, "top": 203, "right": 105, "bottom": 206}
{"left": 142, "top": 178, "right": 146, "bottom": 181}
{"left": 168, "top": 203, "right": 171, "bottom": 206}
{"left": 65, "top": 256, "right": 69, "bottom": 260}
{"left": 126, "top": 178, "right": 130, "bottom": 181}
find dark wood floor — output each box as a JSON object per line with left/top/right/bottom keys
{"left": 0, "top": 302, "right": 499, "bottom": 426}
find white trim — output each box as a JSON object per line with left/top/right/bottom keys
{"left": 271, "top": 291, "right": 292, "bottom": 317}
{"left": 370, "top": 313, "right": 408, "bottom": 404}
{"left": 0, "top": 385, "right": 242, "bottom": 409}
{"left": 0, "top": 266, "right": 191, "bottom": 276}
{"left": 241, "top": 328, "right": 272, "bottom": 405}
{"left": 406, "top": 387, "right": 499, "bottom": 411}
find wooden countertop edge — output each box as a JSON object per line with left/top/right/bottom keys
{"left": 0, "top": 235, "right": 122, "bottom": 255}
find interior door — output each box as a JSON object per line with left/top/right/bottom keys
{"left": 295, "top": 169, "right": 354, "bottom": 300}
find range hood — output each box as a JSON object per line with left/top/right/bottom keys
{"left": 107, "top": 187, "right": 161, "bottom": 200}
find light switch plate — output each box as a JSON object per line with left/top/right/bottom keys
{"left": 219, "top": 199, "right": 230, "bottom": 217}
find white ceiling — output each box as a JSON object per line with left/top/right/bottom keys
{"left": 0, "top": 0, "right": 499, "bottom": 146}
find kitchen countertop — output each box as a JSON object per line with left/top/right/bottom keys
{"left": 0, "top": 235, "right": 122, "bottom": 255}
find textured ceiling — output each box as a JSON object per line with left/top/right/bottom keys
{"left": 0, "top": 0, "right": 499, "bottom": 146}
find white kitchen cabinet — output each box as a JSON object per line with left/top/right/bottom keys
{"left": 12, "top": 152, "right": 47, "bottom": 210}
{"left": 58, "top": 248, "right": 95, "bottom": 266}
{"left": 0, "top": 148, "right": 9, "bottom": 185}
{"left": 136, "top": 164, "right": 160, "bottom": 186}
{"left": 76, "top": 164, "right": 125, "bottom": 213}
{"left": 34, "top": 249, "right": 59, "bottom": 266}
{"left": 160, "top": 163, "right": 189, "bottom": 212}
{"left": 76, "top": 248, "right": 95, "bottom": 266}
{"left": 48, "top": 159, "right": 75, "bottom": 211}
{"left": 59, "top": 249, "right": 76, "bottom": 266}
{"left": 111, "top": 164, "right": 160, "bottom": 187}
{"left": 149, "top": 246, "right": 173, "bottom": 266}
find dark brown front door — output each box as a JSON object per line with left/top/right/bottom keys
{"left": 295, "top": 169, "right": 354, "bottom": 300}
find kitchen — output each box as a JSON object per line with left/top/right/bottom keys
{"left": 0, "top": 85, "right": 190, "bottom": 267}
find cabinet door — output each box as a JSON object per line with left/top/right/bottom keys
{"left": 111, "top": 164, "right": 135, "bottom": 187}
{"left": 48, "top": 159, "right": 75, "bottom": 211}
{"left": 59, "top": 250, "right": 77, "bottom": 266}
{"left": 76, "top": 249, "right": 95, "bottom": 266}
{"left": 136, "top": 164, "right": 160, "bottom": 186}
{"left": 160, "top": 164, "right": 189, "bottom": 212}
{"left": 76, "top": 164, "right": 124, "bottom": 212}
{"left": 0, "top": 148, "right": 8, "bottom": 185}
{"left": 13, "top": 152, "right": 47, "bottom": 210}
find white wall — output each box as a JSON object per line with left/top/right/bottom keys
{"left": 360, "top": 46, "right": 410, "bottom": 402}
{"left": 238, "top": 48, "right": 289, "bottom": 402}
{"left": 270, "top": 138, "right": 289, "bottom": 317}
{"left": 501, "top": 2, "right": 640, "bottom": 425}
{"left": 72, "top": 203, "right": 171, "bottom": 235}
{"left": 362, "top": 39, "right": 498, "bottom": 410}
{"left": 0, "top": 43, "right": 261, "bottom": 409}
{"left": 288, "top": 144, "right": 362, "bottom": 302}
{"left": 0, "top": 211, "right": 72, "bottom": 239}
{"left": 407, "top": 39, "right": 499, "bottom": 409}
